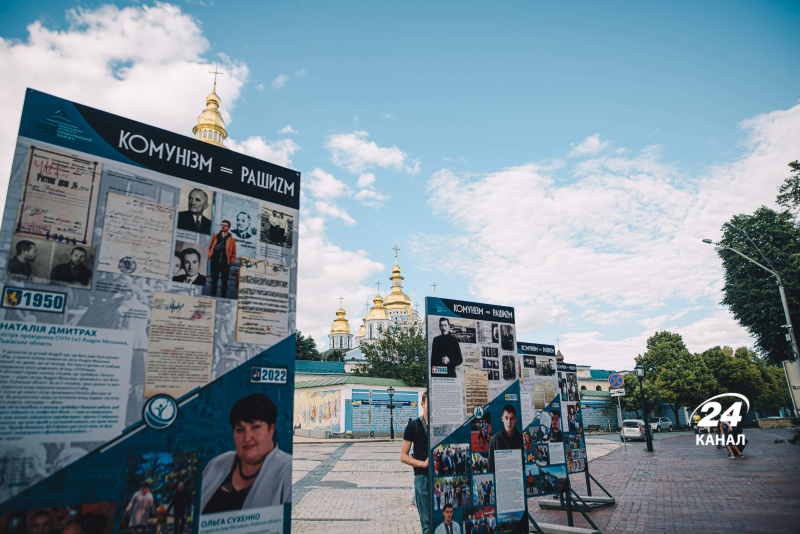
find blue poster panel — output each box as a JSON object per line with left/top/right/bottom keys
{"left": 426, "top": 297, "right": 529, "bottom": 534}
{"left": 515, "top": 343, "right": 569, "bottom": 503}
{"left": 0, "top": 89, "right": 300, "bottom": 534}
{"left": 558, "top": 363, "right": 587, "bottom": 475}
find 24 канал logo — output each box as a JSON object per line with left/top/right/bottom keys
{"left": 690, "top": 393, "right": 749, "bottom": 447}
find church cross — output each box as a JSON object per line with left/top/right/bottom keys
{"left": 392, "top": 244, "right": 401, "bottom": 258}
{"left": 555, "top": 336, "right": 561, "bottom": 349}
{"left": 431, "top": 282, "right": 437, "bottom": 296}
{"left": 375, "top": 280, "right": 381, "bottom": 293}
{"left": 338, "top": 296, "right": 344, "bottom": 308}
{"left": 209, "top": 66, "right": 224, "bottom": 91}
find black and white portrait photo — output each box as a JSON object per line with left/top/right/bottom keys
{"left": 261, "top": 206, "right": 294, "bottom": 249}
{"left": 500, "top": 324, "right": 514, "bottom": 351}
{"left": 536, "top": 356, "right": 556, "bottom": 376}
{"left": 177, "top": 185, "right": 214, "bottom": 235}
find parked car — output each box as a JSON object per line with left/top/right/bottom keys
{"left": 648, "top": 417, "right": 673, "bottom": 432}
{"left": 620, "top": 419, "right": 645, "bottom": 442}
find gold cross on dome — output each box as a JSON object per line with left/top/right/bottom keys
{"left": 555, "top": 336, "right": 561, "bottom": 349}
{"left": 392, "top": 245, "right": 401, "bottom": 258}
{"left": 209, "top": 66, "right": 224, "bottom": 91}
{"left": 338, "top": 296, "right": 344, "bottom": 308}
{"left": 431, "top": 282, "right": 437, "bottom": 296}
{"left": 375, "top": 280, "right": 381, "bottom": 293}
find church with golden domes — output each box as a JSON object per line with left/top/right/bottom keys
{"left": 193, "top": 68, "right": 228, "bottom": 148}
{"left": 327, "top": 250, "right": 423, "bottom": 356}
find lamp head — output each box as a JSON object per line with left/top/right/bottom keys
{"left": 723, "top": 222, "right": 734, "bottom": 229}
{"left": 702, "top": 239, "right": 712, "bottom": 244}
{"left": 387, "top": 386, "right": 394, "bottom": 397}
{"left": 714, "top": 247, "right": 723, "bottom": 253}
{"left": 634, "top": 364, "right": 645, "bottom": 379}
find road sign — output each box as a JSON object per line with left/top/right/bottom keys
{"left": 609, "top": 373, "right": 624, "bottom": 388}
{"left": 610, "top": 388, "right": 626, "bottom": 397}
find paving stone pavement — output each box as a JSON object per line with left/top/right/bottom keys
{"left": 291, "top": 429, "right": 799, "bottom": 534}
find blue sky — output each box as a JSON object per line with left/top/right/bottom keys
{"left": 1, "top": 1, "right": 798, "bottom": 368}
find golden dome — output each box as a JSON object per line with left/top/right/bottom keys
{"left": 330, "top": 307, "right": 351, "bottom": 335}
{"left": 384, "top": 259, "right": 412, "bottom": 309}
{"left": 356, "top": 323, "right": 365, "bottom": 338}
{"left": 192, "top": 82, "right": 228, "bottom": 148}
{"left": 364, "top": 292, "right": 390, "bottom": 321}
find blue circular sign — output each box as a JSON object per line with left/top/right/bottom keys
{"left": 143, "top": 394, "right": 179, "bottom": 430}
{"left": 609, "top": 373, "right": 624, "bottom": 388}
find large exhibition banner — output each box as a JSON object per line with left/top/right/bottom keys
{"left": 0, "top": 89, "right": 299, "bottom": 534}
{"left": 515, "top": 343, "right": 569, "bottom": 501}
{"left": 557, "top": 363, "right": 587, "bottom": 476}
{"left": 426, "top": 298, "right": 529, "bottom": 534}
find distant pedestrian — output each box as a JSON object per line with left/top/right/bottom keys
{"left": 720, "top": 421, "right": 742, "bottom": 458}
{"left": 401, "top": 392, "right": 431, "bottom": 534}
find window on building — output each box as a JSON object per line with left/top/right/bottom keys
{"left": 581, "top": 386, "right": 586, "bottom": 390}
{"left": 596, "top": 386, "right": 602, "bottom": 391}
{"left": 369, "top": 326, "right": 373, "bottom": 339}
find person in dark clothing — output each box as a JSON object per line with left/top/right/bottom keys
{"left": 488, "top": 405, "right": 524, "bottom": 472}
{"left": 401, "top": 392, "right": 431, "bottom": 534}
{"left": 50, "top": 247, "right": 92, "bottom": 287}
{"left": 7, "top": 240, "right": 37, "bottom": 279}
{"left": 208, "top": 221, "right": 237, "bottom": 298}
{"left": 168, "top": 481, "right": 192, "bottom": 534}
{"left": 431, "top": 318, "right": 463, "bottom": 377}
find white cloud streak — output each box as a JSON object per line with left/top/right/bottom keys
{"left": 271, "top": 74, "right": 289, "bottom": 89}
{"left": 325, "top": 130, "right": 419, "bottom": 175}
{"left": 567, "top": 133, "right": 611, "bottom": 158}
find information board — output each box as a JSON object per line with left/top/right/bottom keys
{"left": 426, "top": 297, "right": 530, "bottom": 534}
{"left": 557, "top": 363, "right": 587, "bottom": 475}
{"left": 0, "top": 89, "right": 299, "bottom": 534}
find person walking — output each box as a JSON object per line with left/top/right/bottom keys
{"left": 168, "top": 481, "right": 192, "bottom": 534}
{"left": 402, "top": 392, "right": 431, "bottom": 534}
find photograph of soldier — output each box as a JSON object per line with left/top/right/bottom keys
{"left": 488, "top": 404, "right": 523, "bottom": 472}
{"left": 501, "top": 355, "right": 516, "bottom": 381}
{"left": 177, "top": 186, "right": 213, "bottom": 235}
{"left": 535, "top": 356, "right": 556, "bottom": 376}
{"left": 207, "top": 220, "right": 237, "bottom": 299}
{"left": 173, "top": 242, "right": 207, "bottom": 286}
{"left": 499, "top": 324, "right": 514, "bottom": 351}
{"left": 260, "top": 206, "right": 294, "bottom": 249}
{"left": 49, "top": 244, "right": 94, "bottom": 288}
{"left": 433, "top": 443, "right": 470, "bottom": 476}
{"left": 431, "top": 317, "right": 463, "bottom": 377}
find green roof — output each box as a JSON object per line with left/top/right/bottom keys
{"left": 295, "top": 376, "right": 410, "bottom": 389}
{"left": 295, "top": 360, "right": 347, "bottom": 374}
{"left": 589, "top": 370, "right": 614, "bottom": 380}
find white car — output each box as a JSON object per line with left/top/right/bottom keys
{"left": 620, "top": 419, "right": 645, "bottom": 441}
{"left": 648, "top": 417, "right": 673, "bottom": 432}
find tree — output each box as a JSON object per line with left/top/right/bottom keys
{"left": 777, "top": 160, "right": 800, "bottom": 215}
{"left": 753, "top": 365, "right": 793, "bottom": 416}
{"left": 701, "top": 346, "right": 765, "bottom": 408}
{"left": 619, "top": 373, "right": 661, "bottom": 419}
{"left": 718, "top": 206, "right": 800, "bottom": 364}
{"left": 295, "top": 330, "right": 322, "bottom": 361}
{"left": 599, "top": 398, "right": 618, "bottom": 430}
{"left": 326, "top": 349, "right": 346, "bottom": 362}
{"left": 637, "top": 331, "right": 716, "bottom": 424}
{"left": 353, "top": 325, "right": 427, "bottom": 387}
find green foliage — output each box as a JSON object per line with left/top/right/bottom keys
{"left": 326, "top": 349, "right": 346, "bottom": 361}
{"left": 637, "top": 331, "right": 716, "bottom": 422}
{"left": 620, "top": 373, "right": 661, "bottom": 419}
{"left": 701, "top": 345, "right": 764, "bottom": 408}
{"left": 753, "top": 364, "right": 793, "bottom": 416}
{"left": 295, "top": 330, "right": 322, "bottom": 361}
{"left": 353, "top": 324, "right": 427, "bottom": 387}
{"left": 718, "top": 207, "right": 800, "bottom": 364}
{"left": 777, "top": 160, "right": 800, "bottom": 215}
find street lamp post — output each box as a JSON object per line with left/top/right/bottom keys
{"left": 703, "top": 236, "right": 800, "bottom": 417}
{"left": 387, "top": 386, "right": 396, "bottom": 439}
{"left": 634, "top": 364, "right": 654, "bottom": 452}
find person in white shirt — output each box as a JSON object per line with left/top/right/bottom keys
{"left": 434, "top": 504, "right": 462, "bottom": 534}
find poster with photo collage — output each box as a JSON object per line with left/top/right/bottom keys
{"left": 0, "top": 89, "right": 300, "bottom": 534}
{"left": 427, "top": 297, "right": 532, "bottom": 534}
{"left": 558, "top": 363, "right": 587, "bottom": 474}
{"left": 516, "top": 343, "right": 569, "bottom": 502}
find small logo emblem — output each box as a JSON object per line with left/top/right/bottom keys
{"left": 473, "top": 406, "right": 484, "bottom": 419}
{"left": 118, "top": 257, "right": 137, "bottom": 274}
{"left": 4, "top": 290, "right": 21, "bottom": 307}
{"left": 143, "top": 395, "right": 178, "bottom": 430}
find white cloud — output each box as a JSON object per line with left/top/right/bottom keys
{"left": 418, "top": 102, "right": 800, "bottom": 367}
{"left": 357, "top": 173, "right": 376, "bottom": 188}
{"left": 355, "top": 188, "right": 389, "bottom": 208}
{"left": 226, "top": 137, "right": 300, "bottom": 168}
{"left": 305, "top": 168, "right": 350, "bottom": 199}
{"left": 0, "top": 3, "right": 251, "bottom": 208}
{"left": 314, "top": 200, "right": 356, "bottom": 226}
{"left": 325, "top": 130, "right": 419, "bottom": 175}
{"left": 297, "top": 214, "right": 383, "bottom": 347}
{"left": 567, "top": 133, "right": 611, "bottom": 158}
{"left": 295, "top": 68, "right": 306, "bottom": 76}
{"left": 271, "top": 74, "right": 289, "bottom": 89}
{"left": 383, "top": 113, "right": 398, "bottom": 120}
{"left": 280, "top": 125, "right": 297, "bottom": 134}
{"left": 256, "top": 83, "right": 264, "bottom": 91}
